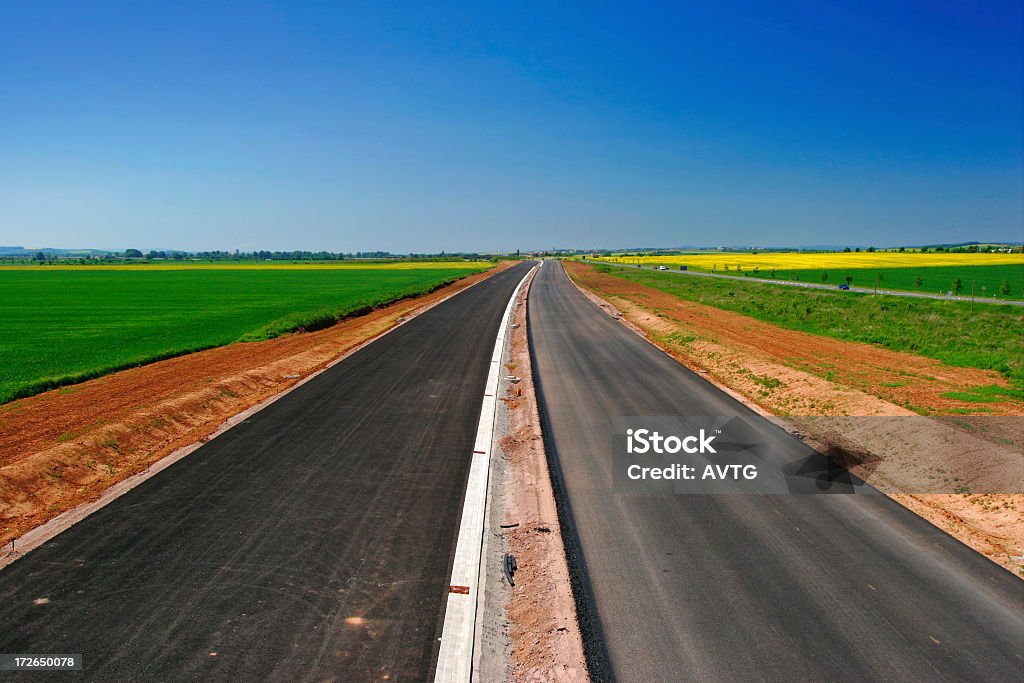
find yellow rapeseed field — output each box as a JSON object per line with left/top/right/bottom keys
{"left": 592, "top": 252, "right": 1023, "bottom": 271}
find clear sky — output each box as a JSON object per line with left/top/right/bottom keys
{"left": 1, "top": 1, "right": 1021, "bottom": 253}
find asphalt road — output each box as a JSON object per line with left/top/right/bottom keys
{"left": 0, "top": 261, "right": 534, "bottom": 681}
{"left": 597, "top": 260, "right": 1024, "bottom": 306}
{"left": 528, "top": 261, "right": 1024, "bottom": 682}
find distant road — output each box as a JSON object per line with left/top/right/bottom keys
{"left": 0, "top": 262, "right": 534, "bottom": 681}
{"left": 591, "top": 260, "right": 1024, "bottom": 306}
{"left": 529, "top": 261, "right": 1024, "bottom": 682}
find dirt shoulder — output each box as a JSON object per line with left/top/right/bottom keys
{"left": 0, "top": 262, "right": 514, "bottom": 549}
{"left": 565, "top": 261, "right": 1024, "bottom": 576}
{"left": 499, "top": 267, "right": 588, "bottom": 682}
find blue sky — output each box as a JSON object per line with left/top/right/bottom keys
{"left": 1, "top": 1, "right": 1021, "bottom": 252}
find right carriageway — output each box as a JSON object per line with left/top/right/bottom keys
{"left": 527, "top": 260, "right": 1024, "bottom": 682}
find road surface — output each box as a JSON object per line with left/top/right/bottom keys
{"left": 0, "top": 261, "right": 534, "bottom": 681}
{"left": 595, "top": 260, "right": 1024, "bottom": 306}
{"left": 529, "top": 261, "right": 1024, "bottom": 682}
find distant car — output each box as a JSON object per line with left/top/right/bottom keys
{"left": 838, "top": 283, "right": 850, "bottom": 290}
{"left": 657, "top": 266, "right": 668, "bottom": 270}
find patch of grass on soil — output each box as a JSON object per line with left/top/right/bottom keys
{"left": 590, "top": 264, "right": 1024, "bottom": 394}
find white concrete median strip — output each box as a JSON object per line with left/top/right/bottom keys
{"left": 434, "top": 264, "right": 537, "bottom": 683}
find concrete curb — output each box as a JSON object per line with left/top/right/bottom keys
{"left": 434, "top": 265, "right": 537, "bottom": 683}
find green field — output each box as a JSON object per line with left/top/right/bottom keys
{"left": 588, "top": 252, "right": 1024, "bottom": 300}
{"left": 731, "top": 265, "right": 1022, "bottom": 299}
{"left": 0, "top": 263, "right": 488, "bottom": 404}
{"left": 588, "top": 264, "right": 1024, "bottom": 396}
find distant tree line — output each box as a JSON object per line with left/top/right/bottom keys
{"left": 188, "top": 249, "right": 487, "bottom": 261}
{"left": 23, "top": 248, "right": 492, "bottom": 263}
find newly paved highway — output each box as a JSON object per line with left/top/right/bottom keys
{"left": 529, "top": 261, "right": 1024, "bottom": 682}
{"left": 0, "top": 261, "right": 533, "bottom": 681}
